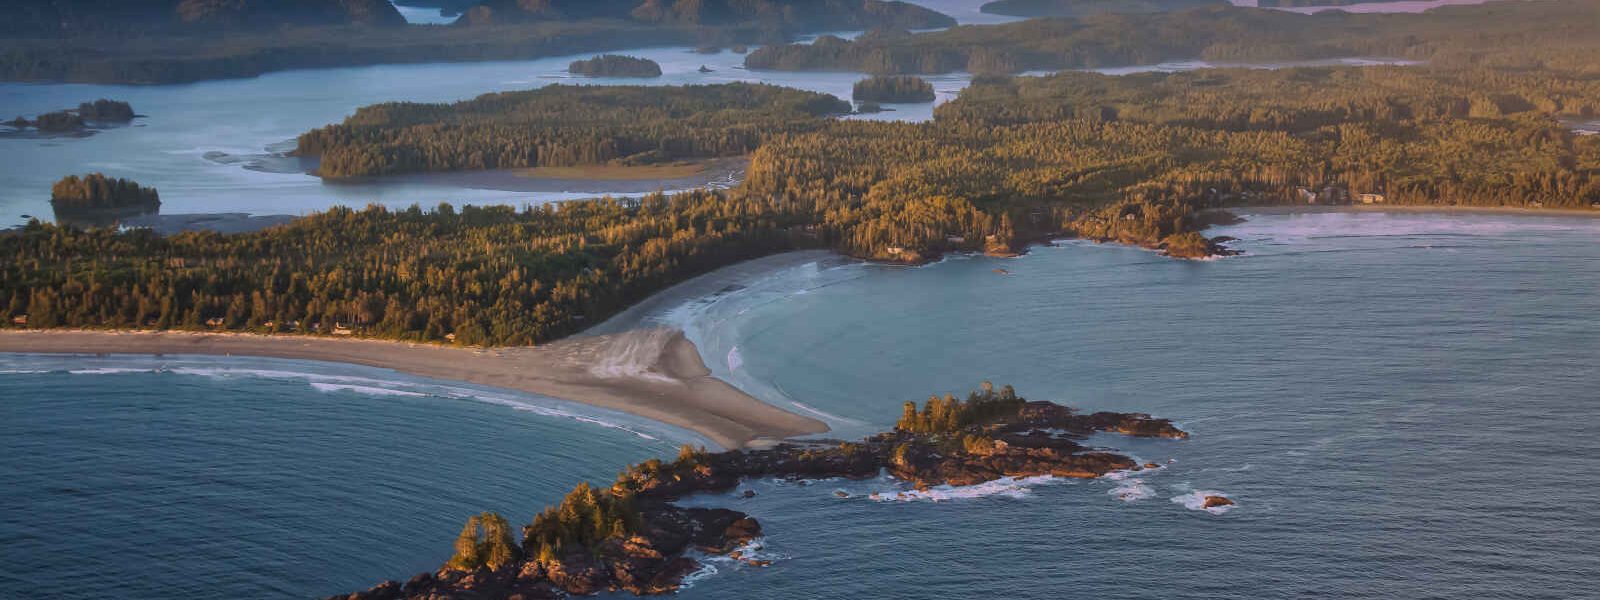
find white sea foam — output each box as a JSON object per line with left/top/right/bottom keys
{"left": 1171, "top": 490, "right": 1236, "bottom": 515}
{"left": 726, "top": 345, "right": 743, "bottom": 371}
{"left": 309, "top": 382, "right": 426, "bottom": 397}
{"left": 68, "top": 367, "right": 153, "bottom": 375}
{"left": 866, "top": 475, "right": 1061, "bottom": 502}
{"left": 1110, "top": 479, "right": 1154, "bottom": 502}
{"left": 0, "top": 369, "right": 49, "bottom": 375}
{"left": 786, "top": 401, "right": 862, "bottom": 427}
{"left": 444, "top": 391, "right": 660, "bottom": 441}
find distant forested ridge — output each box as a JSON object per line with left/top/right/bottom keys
{"left": 0, "top": 0, "right": 953, "bottom": 84}
{"left": 978, "top": 0, "right": 1225, "bottom": 18}
{"left": 568, "top": 55, "right": 663, "bottom": 77}
{"left": 746, "top": 1, "right": 1600, "bottom": 75}
{"left": 1254, "top": 0, "right": 1409, "bottom": 6}
{"left": 3, "top": 0, "right": 404, "bottom": 36}
{"left": 452, "top": 0, "right": 955, "bottom": 30}
{"left": 296, "top": 83, "right": 851, "bottom": 178}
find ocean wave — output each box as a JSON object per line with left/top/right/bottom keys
{"left": 785, "top": 400, "right": 863, "bottom": 427}
{"left": 726, "top": 345, "right": 743, "bottom": 371}
{"left": 67, "top": 367, "right": 153, "bottom": 375}
{"left": 309, "top": 382, "right": 426, "bottom": 397}
{"left": 443, "top": 391, "right": 660, "bottom": 441}
{"left": 866, "top": 475, "right": 1061, "bottom": 502}
{"left": 0, "top": 369, "right": 50, "bottom": 375}
{"left": 1171, "top": 490, "right": 1236, "bottom": 515}
{"left": 1109, "top": 479, "right": 1154, "bottom": 502}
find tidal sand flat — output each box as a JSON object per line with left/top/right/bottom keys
{"left": 0, "top": 327, "right": 825, "bottom": 449}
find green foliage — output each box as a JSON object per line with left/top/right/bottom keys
{"left": 1, "top": 194, "right": 802, "bottom": 344}
{"left": 895, "top": 382, "right": 1025, "bottom": 434}
{"left": 50, "top": 174, "right": 160, "bottom": 210}
{"left": 524, "top": 482, "right": 640, "bottom": 558}
{"left": 446, "top": 512, "right": 521, "bottom": 571}
{"left": 297, "top": 83, "right": 851, "bottom": 178}
{"left": 568, "top": 54, "right": 662, "bottom": 77}
{"left": 851, "top": 75, "right": 934, "bottom": 103}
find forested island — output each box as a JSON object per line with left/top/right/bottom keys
{"left": 332, "top": 384, "right": 1188, "bottom": 599}
{"left": 852, "top": 75, "right": 935, "bottom": 103}
{"left": 568, "top": 55, "right": 663, "bottom": 77}
{"left": 978, "top": 0, "right": 1225, "bottom": 18}
{"left": 296, "top": 83, "right": 851, "bottom": 178}
{"left": 1, "top": 0, "right": 952, "bottom": 84}
{"left": 50, "top": 174, "right": 160, "bottom": 211}
{"left": 7, "top": 100, "right": 136, "bottom": 134}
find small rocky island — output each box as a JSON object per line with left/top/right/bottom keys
{"left": 333, "top": 383, "right": 1186, "bottom": 599}
{"left": 568, "top": 55, "right": 663, "bottom": 78}
{"left": 851, "top": 75, "right": 935, "bottom": 103}
{"left": 8, "top": 99, "right": 136, "bottom": 134}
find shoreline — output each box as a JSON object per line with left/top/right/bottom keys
{"left": 0, "top": 327, "right": 826, "bottom": 450}
{"left": 1219, "top": 204, "right": 1600, "bottom": 219}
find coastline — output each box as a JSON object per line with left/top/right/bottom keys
{"left": 0, "top": 327, "right": 826, "bottom": 450}
{"left": 1219, "top": 204, "right": 1600, "bottom": 219}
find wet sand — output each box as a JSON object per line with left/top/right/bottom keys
{"left": 0, "top": 327, "right": 827, "bottom": 450}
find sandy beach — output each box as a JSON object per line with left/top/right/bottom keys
{"left": 0, "top": 327, "right": 827, "bottom": 449}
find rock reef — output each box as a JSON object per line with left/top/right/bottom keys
{"left": 332, "top": 384, "right": 1186, "bottom": 599}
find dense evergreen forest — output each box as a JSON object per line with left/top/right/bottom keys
{"left": 296, "top": 83, "right": 851, "bottom": 178}
{"left": 852, "top": 75, "right": 936, "bottom": 103}
{"left": 745, "top": 1, "right": 1600, "bottom": 75}
{"left": 568, "top": 55, "right": 664, "bottom": 77}
{"left": 9, "top": 58, "right": 1600, "bottom": 343}
{"left": 978, "top": 0, "right": 1225, "bottom": 18}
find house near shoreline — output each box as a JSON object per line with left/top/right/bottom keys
{"left": 11, "top": 315, "right": 27, "bottom": 326}
{"left": 1359, "top": 193, "right": 1387, "bottom": 204}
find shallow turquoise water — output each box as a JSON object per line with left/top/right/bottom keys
{"left": 2, "top": 210, "right": 1597, "bottom": 599}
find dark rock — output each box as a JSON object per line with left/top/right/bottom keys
{"left": 1203, "top": 495, "right": 1235, "bottom": 508}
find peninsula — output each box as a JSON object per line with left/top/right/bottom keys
{"left": 331, "top": 384, "right": 1189, "bottom": 599}
{"left": 0, "top": 328, "right": 824, "bottom": 450}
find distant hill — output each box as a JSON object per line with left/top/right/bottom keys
{"left": 5, "top": 0, "right": 405, "bottom": 36}
{"left": 454, "top": 0, "right": 956, "bottom": 30}
{"left": 979, "top": 0, "right": 1226, "bottom": 18}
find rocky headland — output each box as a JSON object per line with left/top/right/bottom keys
{"left": 332, "top": 383, "right": 1186, "bottom": 599}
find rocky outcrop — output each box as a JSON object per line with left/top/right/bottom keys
{"left": 1202, "top": 495, "right": 1234, "bottom": 508}
{"left": 333, "top": 389, "right": 1185, "bottom": 598}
